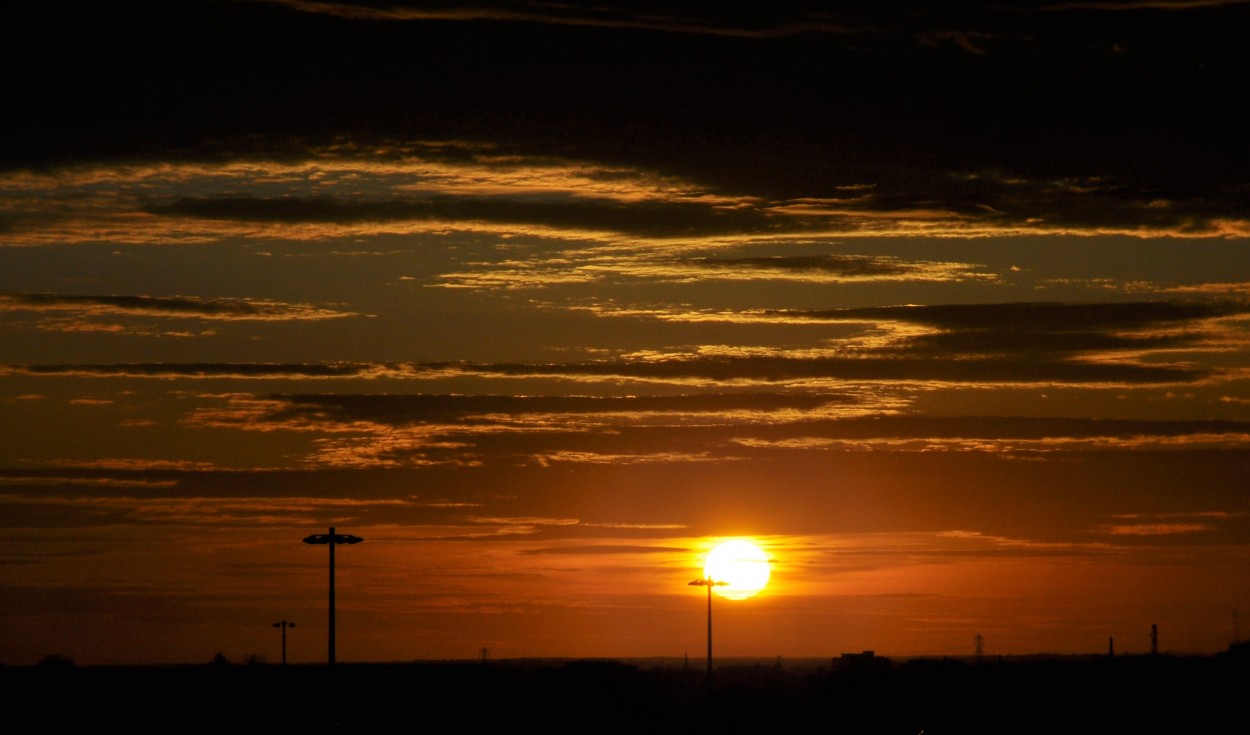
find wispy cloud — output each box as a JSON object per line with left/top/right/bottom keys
{"left": 1100, "top": 523, "right": 1212, "bottom": 536}
{"left": 9, "top": 298, "right": 1244, "bottom": 388}
{"left": 1042, "top": 1, "right": 1250, "bottom": 11}
{"left": 438, "top": 250, "right": 997, "bottom": 290}
{"left": 4, "top": 363, "right": 385, "bottom": 379}
{"left": 2, "top": 355, "right": 1203, "bottom": 387}
{"left": 680, "top": 254, "right": 982, "bottom": 280}
{"left": 0, "top": 293, "right": 359, "bottom": 321}
{"left": 178, "top": 392, "right": 1250, "bottom": 469}
{"left": 4, "top": 150, "right": 1247, "bottom": 256}
{"left": 254, "top": 0, "right": 867, "bottom": 38}
{"left": 0, "top": 491, "right": 414, "bottom": 526}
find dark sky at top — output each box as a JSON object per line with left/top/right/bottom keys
{"left": 7, "top": 0, "right": 1249, "bottom": 224}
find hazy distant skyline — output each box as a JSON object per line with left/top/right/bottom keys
{"left": 2, "top": 0, "right": 1248, "bottom": 665}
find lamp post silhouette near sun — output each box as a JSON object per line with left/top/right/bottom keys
{"left": 689, "top": 539, "right": 771, "bottom": 686}
{"left": 272, "top": 619, "right": 295, "bottom": 666}
{"left": 688, "top": 576, "right": 729, "bottom": 683}
{"left": 303, "top": 526, "right": 363, "bottom": 666}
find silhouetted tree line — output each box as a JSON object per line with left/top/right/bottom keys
{"left": 3, "top": 651, "right": 1245, "bottom": 733}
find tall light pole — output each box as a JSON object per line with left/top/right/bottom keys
{"left": 272, "top": 619, "right": 295, "bottom": 666}
{"left": 688, "top": 576, "right": 728, "bottom": 685}
{"left": 303, "top": 527, "right": 363, "bottom": 666}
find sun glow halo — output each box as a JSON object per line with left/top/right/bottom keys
{"left": 703, "top": 539, "right": 770, "bottom": 600}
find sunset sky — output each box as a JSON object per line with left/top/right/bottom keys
{"left": 3, "top": 0, "right": 1249, "bottom": 666}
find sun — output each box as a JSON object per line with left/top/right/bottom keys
{"left": 703, "top": 539, "right": 770, "bottom": 600}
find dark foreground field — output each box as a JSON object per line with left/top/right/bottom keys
{"left": 7, "top": 650, "right": 1246, "bottom": 733}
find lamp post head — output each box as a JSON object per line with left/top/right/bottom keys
{"left": 303, "top": 533, "right": 364, "bottom": 545}
{"left": 689, "top": 578, "right": 728, "bottom": 587}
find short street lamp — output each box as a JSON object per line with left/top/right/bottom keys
{"left": 303, "top": 527, "right": 363, "bottom": 666}
{"left": 688, "top": 576, "right": 728, "bottom": 684}
{"left": 272, "top": 619, "right": 295, "bottom": 666}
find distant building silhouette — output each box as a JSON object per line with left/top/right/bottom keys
{"left": 834, "top": 650, "right": 892, "bottom": 674}
{"left": 36, "top": 654, "right": 76, "bottom": 670}
{"left": 1151, "top": 624, "right": 1159, "bottom": 655}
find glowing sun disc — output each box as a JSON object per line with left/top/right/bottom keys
{"left": 704, "top": 539, "right": 770, "bottom": 600}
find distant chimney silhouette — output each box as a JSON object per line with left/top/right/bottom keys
{"left": 1108, "top": 637, "right": 1114, "bottom": 657}
{"left": 1151, "top": 624, "right": 1158, "bottom": 655}
{"left": 974, "top": 633, "right": 985, "bottom": 657}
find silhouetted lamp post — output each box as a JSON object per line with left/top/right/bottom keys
{"left": 303, "top": 527, "right": 363, "bottom": 666}
{"left": 688, "top": 576, "right": 728, "bottom": 684}
{"left": 272, "top": 619, "right": 295, "bottom": 666}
